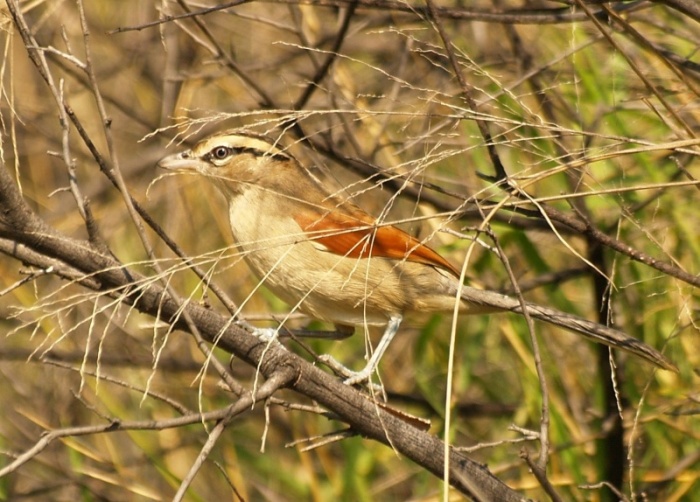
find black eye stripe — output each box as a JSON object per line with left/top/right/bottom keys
{"left": 206, "top": 145, "right": 290, "bottom": 162}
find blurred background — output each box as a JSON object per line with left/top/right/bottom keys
{"left": 0, "top": 0, "right": 698, "bottom": 500}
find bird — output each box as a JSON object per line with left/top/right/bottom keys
{"left": 157, "top": 131, "right": 675, "bottom": 384}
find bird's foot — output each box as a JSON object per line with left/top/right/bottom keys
{"left": 249, "top": 327, "right": 286, "bottom": 348}
{"left": 318, "top": 354, "right": 383, "bottom": 394}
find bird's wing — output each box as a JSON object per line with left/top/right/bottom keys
{"left": 293, "top": 207, "right": 460, "bottom": 278}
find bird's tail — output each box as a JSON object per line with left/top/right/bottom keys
{"left": 458, "top": 286, "right": 676, "bottom": 372}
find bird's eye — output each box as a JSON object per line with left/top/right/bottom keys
{"left": 210, "top": 146, "right": 231, "bottom": 161}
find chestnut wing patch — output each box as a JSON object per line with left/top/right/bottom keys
{"left": 294, "top": 209, "right": 460, "bottom": 278}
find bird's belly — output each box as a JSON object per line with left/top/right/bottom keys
{"left": 245, "top": 242, "right": 403, "bottom": 326}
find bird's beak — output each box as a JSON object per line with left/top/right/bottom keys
{"left": 157, "top": 151, "right": 199, "bottom": 172}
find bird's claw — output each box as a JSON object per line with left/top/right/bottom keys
{"left": 250, "top": 327, "right": 284, "bottom": 347}
{"left": 318, "top": 354, "right": 383, "bottom": 393}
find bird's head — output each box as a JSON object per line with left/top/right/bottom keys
{"left": 157, "top": 132, "right": 295, "bottom": 196}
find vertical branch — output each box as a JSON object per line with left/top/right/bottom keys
{"left": 590, "top": 240, "right": 626, "bottom": 501}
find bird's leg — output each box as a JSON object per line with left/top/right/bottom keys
{"left": 320, "top": 315, "right": 403, "bottom": 386}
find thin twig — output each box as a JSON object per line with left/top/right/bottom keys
{"left": 172, "top": 371, "right": 293, "bottom": 501}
